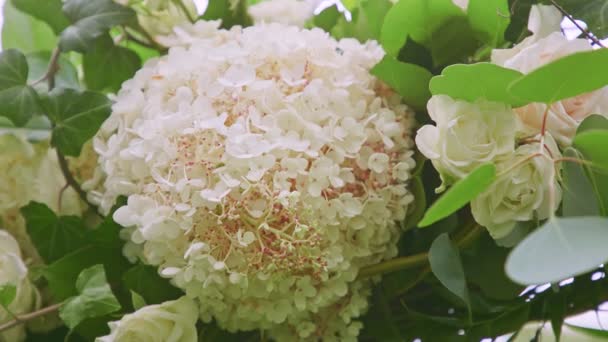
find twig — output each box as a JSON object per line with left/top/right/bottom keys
{"left": 550, "top": 0, "right": 606, "bottom": 48}
{"left": 0, "top": 303, "right": 62, "bottom": 332}
{"left": 56, "top": 149, "right": 102, "bottom": 217}
{"left": 30, "top": 47, "right": 61, "bottom": 89}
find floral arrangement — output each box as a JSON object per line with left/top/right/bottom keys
{"left": 1, "top": 0, "right": 608, "bottom": 341}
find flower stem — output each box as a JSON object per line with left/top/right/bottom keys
{"left": 0, "top": 303, "right": 62, "bottom": 332}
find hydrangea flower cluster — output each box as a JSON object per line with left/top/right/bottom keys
{"left": 93, "top": 22, "right": 416, "bottom": 339}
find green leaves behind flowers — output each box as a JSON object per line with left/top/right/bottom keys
{"left": 0, "top": 49, "right": 42, "bottom": 126}
{"left": 467, "top": 0, "right": 509, "bottom": 46}
{"left": 41, "top": 88, "right": 112, "bottom": 157}
{"left": 11, "top": 0, "right": 69, "bottom": 35}
{"left": 59, "top": 265, "right": 121, "bottom": 330}
{"left": 506, "top": 217, "right": 608, "bottom": 285}
{"left": 371, "top": 56, "right": 432, "bottom": 111}
{"left": 419, "top": 163, "right": 496, "bottom": 227}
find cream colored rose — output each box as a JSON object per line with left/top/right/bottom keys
{"left": 0, "top": 230, "right": 41, "bottom": 342}
{"left": 492, "top": 5, "right": 608, "bottom": 145}
{"left": 415, "top": 95, "right": 517, "bottom": 186}
{"left": 471, "top": 136, "right": 561, "bottom": 239}
{"left": 96, "top": 297, "right": 198, "bottom": 342}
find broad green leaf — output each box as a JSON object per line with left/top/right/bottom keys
{"left": 553, "top": 0, "right": 608, "bottom": 38}
{"left": 130, "top": 291, "right": 146, "bottom": 310}
{"left": 59, "top": 0, "right": 136, "bottom": 52}
{"left": 576, "top": 114, "right": 608, "bottom": 135}
{"left": 332, "top": 0, "right": 391, "bottom": 41}
{"left": 371, "top": 56, "right": 432, "bottom": 110}
{"left": 506, "top": 217, "right": 608, "bottom": 285}
{"left": 428, "top": 233, "right": 471, "bottom": 316}
{"left": 380, "top": 0, "right": 464, "bottom": 56}
{"left": 123, "top": 264, "right": 182, "bottom": 305}
{"left": 0, "top": 49, "right": 42, "bottom": 126}
{"left": 508, "top": 49, "right": 608, "bottom": 104}
{"left": 429, "top": 62, "right": 526, "bottom": 106}
{"left": 0, "top": 284, "right": 16, "bottom": 308}
{"left": 41, "top": 88, "right": 111, "bottom": 156}
{"left": 84, "top": 35, "right": 141, "bottom": 93}
{"left": 308, "top": 5, "right": 341, "bottom": 31}
{"left": 562, "top": 148, "right": 600, "bottom": 217}
{"left": 573, "top": 130, "right": 608, "bottom": 171}
{"left": 419, "top": 163, "right": 496, "bottom": 227}
{"left": 26, "top": 51, "right": 80, "bottom": 90}
{"left": 11, "top": 0, "right": 70, "bottom": 34}
{"left": 428, "top": 16, "right": 479, "bottom": 67}
{"left": 2, "top": 0, "right": 58, "bottom": 53}
{"left": 467, "top": 0, "right": 510, "bottom": 46}
{"left": 59, "top": 265, "right": 121, "bottom": 329}
{"left": 201, "top": 0, "right": 252, "bottom": 29}
{"left": 21, "top": 202, "right": 88, "bottom": 263}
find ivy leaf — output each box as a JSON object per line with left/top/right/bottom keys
{"left": 59, "top": 0, "right": 135, "bottom": 52}
{"left": 371, "top": 56, "right": 432, "bottom": 110}
{"left": 428, "top": 233, "right": 471, "bottom": 318}
{"left": 429, "top": 62, "right": 526, "bottom": 106}
{"left": 467, "top": 0, "right": 510, "bottom": 46}
{"left": 21, "top": 202, "right": 88, "bottom": 263}
{"left": 2, "top": 0, "right": 58, "bottom": 53}
{"left": 84, "top": 34, "right": 141, "bottom": 93}
{"left": 123, "top": 264, "right": 182, "bottom": 305}
{"left": 419, "top": 163, "right": 496, "bottom": 227}
{"left": 40, "top": 88, "right": 111, "bottom": 157}
{"left": 0, "top": 284, "right": 17, "bottom": 308}
{"left": 59, "top": 265, "right": 121, "bottom": 329}
{"left": 11, "top": 0, "right": 70, "bottom": 34}
{"left": 26, "top": 51, "right": 80, "bottom": 90}
{"left": 562, "top": 148, "right": 600, "bottom": 217}
{"left": 553, "top": 0, "right": 608, "bottom": 38}
{"left": 0, "top": 49, "right": 42, "bottom": 126}
{"left": 506, "top": 217, "right": 608, "bottom": 285}
{"left": 201, "top": 0, "right": 252, "bottom": 29}
{"left": 508, "top": 49, "right": 608, "bottom": 104}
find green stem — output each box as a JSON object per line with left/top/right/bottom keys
{"left": 0, "top": 303, "right": 62, "bottom": 332}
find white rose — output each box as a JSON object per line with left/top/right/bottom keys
{"left": 492, "top": 5, "right": 608, "bottom": 145}
{"left": 0, "top": 230, "right": 41, "bottom": 342}
{"left": 415, "top": 95, "right": 517, "bottom": 186}
{"left": 471, "top": 136, "right": 562, "bottom": 239}
{"left": 96, "top": 297, "right": 198, "bottom": 342}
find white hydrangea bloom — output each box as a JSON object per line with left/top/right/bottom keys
{"left": 415, "top": 95, "right": 517, "bottom": 187}
{"left": 492, "top": 4, "right": 608, "bottom": 145}
{"left": 249, "top": 0, "right": 320, "bottom": 27}
{"left": 471, "top": 135, "right": 562, "bottom": 239}
{"left": 97, "top": 296, "right": 198, "bottom": 342}
{"left": 94, "top": 23, "right": 416, "bottom": 336}
{"left": 0, "top": 230, "right": 41, "bottom": 342}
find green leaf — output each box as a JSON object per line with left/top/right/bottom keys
{"left": 83, "top": 35, "right": 141, "bottom": 93}
{"left": 0, "top": 284, "right": 17, "bottom": 308}
{"left": 549, "top": 294, "right": 566, "bottom": 342}
{"left": 467, "top": 0, "right": 510, "bottom": 46}
{"left": 419, "top": 163, "right": 496, "bottom": 227}
{"left": 123, "top": 264, "right": 182, "bottom": 305}
{"left": 380, "top": 0, "right": 464, "bottom": 56}
{"left": 508, "top": 49, "right": 608, "bottom": 104}
{"left": 130, "top": 291, "right": 146, "bottom": 311}
{"left": 428, "top": 233, "right": 471, "bottom": 317}
{"left": 371, "top": 56, "right": 432, "bottom": 110}
{"left": 59, "top": 265, "right": 121, "bottom": 329}
{"left": 21, "top": 202, "right": 88, "bottom": 263}
{"left": 573, "top": 130, "right": 608, "bottom": 171}
{"left": 2, "top": 0, "right": 58, "bottom": 53}
{"left": 504, "top": 0, "right": 533, "bottom": 43}
{"left": 309, "top": 5, "right": 340, "bottom": 32}
{"left": 41, "top": 88, "right": 111, "bottom": 156}
{"left": 428, "top": 16, "right": 479, "bottom": 67}
{"left": 59, "top": 0, "right": 136, "bottom": 52}
{"left": 506, "top": 217, "right": 608, "bottom": 285}
{"left": 562, "top": 148, "right": 600, "bottom": 217}
{"left": 553, "top": 0, "right": 608, "bottom": 38}
{"left": 201, "top": 0, "right": 252, "bottom": 29}
{"left": 11, "top": 0, "right": 70, "bottom": 34}
{"left": 429, "top": 62, "right": 526, "bottom": 106}
{"left": 0, "top": 49, "right": 42, "bottom": 126}
{"left": 26, "top": 51, "right": 80, "bottom": 90}
{"left": 577, "top": 114, "right": 608, "bottom": 135}
{"left": 333, "top": 0, "right": 392, "bottom": 41}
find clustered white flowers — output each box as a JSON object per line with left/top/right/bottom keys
{"left": 0, "top": 230, "right": 41, "bottom": 342}
{"left": 417, "top": 4, "right": 608, "bottom": 241}
{"left": 93, "top": 21, "right": 416, "bottom": 339}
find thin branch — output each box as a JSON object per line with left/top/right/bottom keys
{"left": 0, "top": 303, "right": 62, "bottom": 332}
{"left": 56, "top": 149, "right": 102, "bottom": 217}
{"left": 30, "top": 47, "right": 61, "bottom": 89}
{"left": 550, "top": 0, "right": 606, "bottom": 48}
